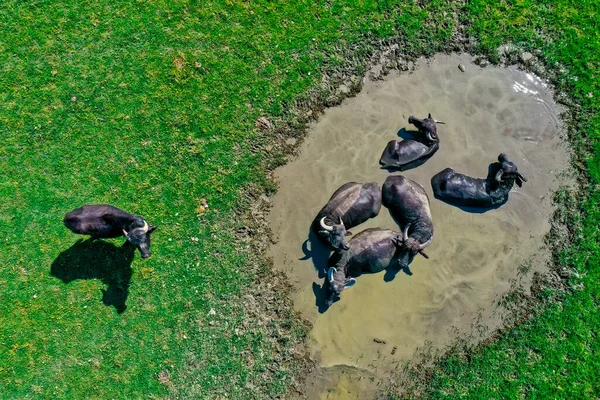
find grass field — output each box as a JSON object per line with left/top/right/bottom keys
{"left": 0, "top": 0, "right": 597, "bottom": 399}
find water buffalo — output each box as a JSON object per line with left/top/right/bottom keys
{"left": 63, "top": 204, "right": 157, "bottom": 259}
{"left": 379, "top": 113, "right": 444, "bottom": 171}
{"left": 431, "top": 153, "right": 528, "bottom": 208}
{"left": 325, "top": 228, "right": 402, "bottom": 306}
{"left": 312, "top": 182, "right": 382, "bottom": 251}
{"left": 382, "top": 175, "right": 433, "bottom": 268}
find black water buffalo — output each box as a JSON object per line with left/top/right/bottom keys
{"left": 64, "top": 204, "right": 157, "bottom": 259}
{"left": 325, "top": 228, "right": 404, "bottom": 306}
{"left": 379, "top": 113, "right": 444, "bottom": 171}
{"left": 312, "top": 182, "right": 382, "bottom": 251}
{"left": 382, "top": 175, "right": 433, "bottom": 268}
{"left": 431, "top": 153, "right": 528, "bottom": 208}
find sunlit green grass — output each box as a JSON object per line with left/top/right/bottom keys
{"left": 0, "top": 1, "right": 455, "bottom": 398}
{"left": 1, "top": 0, "right": 598, "bottom": 398}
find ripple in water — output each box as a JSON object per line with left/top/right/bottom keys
{"left": 268, "top": 53, "right": 571, "bottom": 397}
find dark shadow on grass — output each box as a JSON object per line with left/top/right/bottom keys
{"left": 51, "top": 239, "right": 135, "bottom": 314}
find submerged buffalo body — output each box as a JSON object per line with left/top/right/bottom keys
{"left": 312, "top": 182, "right": 382, "bottom": 251}
{"left": 382, "top": 175, "right": 433, "bottom": 268}
{"left": 325, "top": 228, "right": 402, "bottom": 305}
{"left": 64, "top": 204, "right": 157, "bottom": 258}
{"left": 431, "top": 153, "right": 528, "bottom": 208}
{"left": 379, "top": 113, "right": 444, "bottom": 171}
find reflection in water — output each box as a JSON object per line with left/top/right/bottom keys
{"left": 268, "top": 53, "right": 570, "bottom": 391}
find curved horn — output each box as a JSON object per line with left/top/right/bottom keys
{"left": 403, "top": 223, "right": 411, "bottom": 242}
{"left": 327, "top": 267, "right": 337, "bottom": 282}
{"left": 517, "top": 172, "right": 528, "bottom": 182}
{"left": 434, "top": 120, "right": 445, "bottom": 124}
{"left": 425, "top": 131, "right": 434, "bottom": 141}
{"left": 495, "top": 169, "right": 504, "bottom": 182}
{"left": 339, "top": 217, "right": 345, "bottom": 227}
{"left": 320, "top": 217, "right": 334, "bottom": 232}
{"left": 122, "top": 229, "right": 128, "bottom": 236}
{"left": 419, "top": 236, "right": 433, "bottom": 250}
{"left": 143, "top": 221, "right": 149, "bottom": 233}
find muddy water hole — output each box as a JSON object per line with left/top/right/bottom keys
{"left": 268, "top": 53, "right": 571, "bottom": 398}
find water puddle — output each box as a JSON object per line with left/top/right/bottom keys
{"left": 268, "top": 53, "right": 570, "bottom": 396}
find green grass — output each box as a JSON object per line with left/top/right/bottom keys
{"left": 0, "top": 1, "right": 456, "bottom": 398}
{"left": 1, "top": 0, "right": 598, "bottom": 398}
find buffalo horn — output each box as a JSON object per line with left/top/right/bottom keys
{"left": 495, "top": 169, "right": 504, "bottom": 182}
{"left": 143, "top": 221, "right": 149, "bottom": 233}
{"left": 339, "top": 217, "right": 345, "bottom": 227}
{"left": 122, "top": 229, "right": 128, "bottom": 236}
{"left": 419, "top": 236, "right": 433, "bottom": 250}
{"left": 425, "top": 131, "right": 434, "bottom": 141}
{"left": 320, "top": 217, "right": 334, "bottom": 232}
{"left": 403, "top": 223, "right": 411, "bottom": 242}
{"left": 328, "top": 267, "right": 337, "bottom": 282}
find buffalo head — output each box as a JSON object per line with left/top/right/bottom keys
{"left": 408, "top": 113, "right": 444, "bottom": 142}
{"left": 123, "top": 222, "right": 158, "bottom": 259}
{"left": 318, "top": 217, "right": 352, "bottom": 251}
{"left": 325, "top": 266, "right": 356, "bottom": 306}
{"left": 495, "top": 153, "right": 528, "bottom": 188}
{"left": 392, "top": 223, "right": 432, "bottom": 269}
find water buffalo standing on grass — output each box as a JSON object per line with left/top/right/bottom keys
{"left": 325, "top": 228, "right": 404, "bottom": 306}
{"left": 64, "top": 204, "right": 157, "bottom": 259}
{"left": 382, "top": 175, "right": 434, "bottom": 268}
{"left": 431, "top": 153, "right": 528, "bottom": 208}
{"left": 312, "top": 182, "right": 382, "bottom": 251}
{"left": 379, "top": 113, "right": 445, "bottom": 171}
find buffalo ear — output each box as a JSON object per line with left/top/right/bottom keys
{"left": 343, "top": 278, "right": 356, "bottom": 289}
{"left": 516, "top": 178, "right": 523, "bottom": 188}
{"left": 428, "top": 113, "right": 432, "bottom": 119}
{"left": 345, "top": 231, "right": 353, "bottom": 236}
{"left": 148, "top": 224, "right": 158, "bottom": 233}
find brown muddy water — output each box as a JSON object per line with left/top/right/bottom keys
{"left": 268, "top": 53, "right": 570, "bottom": 398}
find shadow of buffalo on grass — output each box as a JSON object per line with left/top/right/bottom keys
{"left": 51, "top": 239, "right": 135, "bottom": 314}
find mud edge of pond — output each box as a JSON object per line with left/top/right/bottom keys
{"left": 236, "top": 32, "right": 585, "bottom": 397}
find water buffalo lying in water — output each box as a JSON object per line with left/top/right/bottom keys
{"left": 379, "top": 113, "right": 445, "bottom": 171}
{"left": 325, "top": 228, "right": 402, "bottom": 306}
{"left": 382, "top": 175, "right": 433, "bottom": 268}
{"left": 312, "top": 182, "right": 382, "bottom": 251}
{"left": 430, "top": 153, "right": 528, "bottom": 208}
{"left": 64, "top": 204, "right": 157, "bottom": 259}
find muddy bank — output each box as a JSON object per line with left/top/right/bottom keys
{"left": 267, "top": 53, "right": 570, "bottom": 394}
